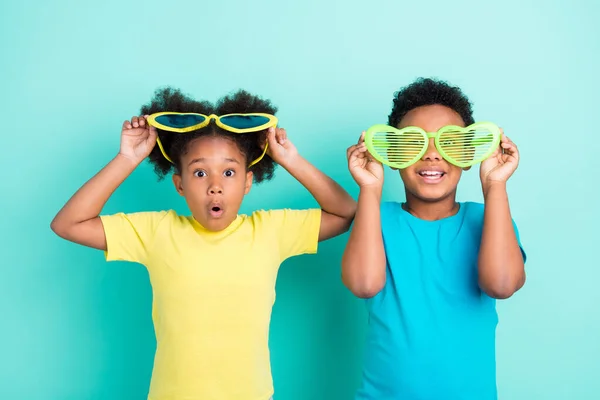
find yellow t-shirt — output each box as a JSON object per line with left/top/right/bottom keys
{"left": 99, "top": 208, "right": 321, "bottom": 400}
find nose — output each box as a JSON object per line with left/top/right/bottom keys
{"left": 208, "top": 179, "right": 223, "bottom": 195}
{"left": 422, "top": 138, "right": 442, "bottom": 161}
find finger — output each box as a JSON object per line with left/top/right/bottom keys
{"left": 266, "top": 127, "right": 278, "bottom": 146}
{"left": 349, "top": 148, "right": 369, "bottom": 165}
{"left": 500, "top": 133, "right": 517, "bottom": 149}
{"left": 346, "top": 144, "right": 357, "bottom": 159}
{"left": 506, "top": 143, "right": 519, "bottom": 160}
{"left": 276, "top": 128, "right": 287, "bottom": 144}
{"left": 348, "top": 145, "right": 364, "bottom": 159}
{"left": 501, "top": 139, "right": 517, "bottom": 153}
{"left": 123, "top": 120, "right": 132, "bottom": 130}
{"left": 131, "top": 116, "right": 139, "bottom": 128}
{"left": 139, "top": 116, "right": 146, "bottom": 127}
{"left": 148, "top": 125, "right": 157, "bottom": 137}
{"left": 358, "top": 131, "right": 365, "bottom": 144}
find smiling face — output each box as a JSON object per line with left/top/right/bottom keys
{"left": 397, "top": 104, "right": 469, "bottom": 203}
{"left": 172, "top": 135, "right": 253, "bottom": 231}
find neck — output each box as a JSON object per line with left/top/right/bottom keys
{"left": 403, "top": 192, "right": 459, "bottom": 221}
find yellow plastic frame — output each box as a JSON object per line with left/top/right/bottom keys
{"left": 146, "top": 112, "right": 278, "bottom": 167}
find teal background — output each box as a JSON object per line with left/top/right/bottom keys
{"left": 1, "top": 0, "right": 599, "bottom": 398}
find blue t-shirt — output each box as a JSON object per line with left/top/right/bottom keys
{"left": 356, "top": 201, "right": 526, "bottom": 400}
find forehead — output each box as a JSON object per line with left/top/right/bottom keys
{"left": 398, "top": 105, "right": 465, "bottom": 132}
{"left": 181, "top": 135, "right": 245, "bottom": 164}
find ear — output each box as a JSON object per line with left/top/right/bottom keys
{"left": 172, "top": 173, "right": 185, "bottom": 196}
{"left": 244, "top": 171, "right": 254, "bottom": 195}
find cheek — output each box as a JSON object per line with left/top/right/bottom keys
{"left": 228, "top": 176, "right": 248, "bottom": 193}
{"left": 448, "top": 167, "right": 463, "bottom": 180}
{"left": 399, "top": 168, "right": 415, "bottom": 181}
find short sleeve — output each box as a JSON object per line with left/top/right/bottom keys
{"left": 99, "top": 211, "right": 169, "bottom": 265}
{"left": 512, "top": 219, "right": 527, "bottom": 263}
{"left": 263, "top": 208, "right": 322, "bottom": 261}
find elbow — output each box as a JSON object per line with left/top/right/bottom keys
{"left": 351, "top": 287, "right": 383, "bottom": 299}
{"left": 50, "top": 218, "right": 63, "bottom": 236}
{"left": 480, "top": 273, "right": 526, "bottom": 300}
{"left": 342, "top": 272, "right": 385, "bottom": 299}
{"left": 50, "top": 217, "right": 71, "bottom": 239}
{"left": 484, "top": 287, "right": 516, "bottom": 300}
{"left": 340, "top": 216, "right": 354, "bottom": 234}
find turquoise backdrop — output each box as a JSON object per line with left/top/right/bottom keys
{"left": 1, "top": 0, "right": 599, "bottom": 398}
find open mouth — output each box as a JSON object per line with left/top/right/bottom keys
{"left": 209, "top": 205, "right": 224, "bottom": 218}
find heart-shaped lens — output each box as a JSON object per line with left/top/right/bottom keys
{"left": 436, "top": 122, "right": 500, "bottom": 168}
{"left": 154, "top": 113, "right": 207, "bottom": 130}
{"left": 219, "top": 114, "right": 272, "bottom": 130}
{"left": 365, "top": 124, "right": 427, "bottom": 169}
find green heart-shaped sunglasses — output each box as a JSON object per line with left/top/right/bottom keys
{"left": 364, "top": 122, "right": 501, "bottom": 169}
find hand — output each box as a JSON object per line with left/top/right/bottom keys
{"left": 119, "top": 115, "right": 158, "bottom": 163}
{"left": 347, "top": 132, "right": 384, "bottom": 190}
{"left": 263, "top": 127, "right": 299, "bottom": 166}
{"left": 480, "top": 131, "right": 519, "bottom": 190}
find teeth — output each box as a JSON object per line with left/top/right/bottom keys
{"left": 420, "top": 171, "right": 443, "bottom": 176}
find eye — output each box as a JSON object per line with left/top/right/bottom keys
{"left": 224, "top": 169, "right": 235, "bottom": 177}
{"left": 441, "top": 139, "right": 455, "bottom": 146}
{"left": 194, "top": 170, "right": 207, "bottom": 178}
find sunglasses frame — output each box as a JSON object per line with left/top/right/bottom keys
{"left": 364, "top": 121, "right": 501, "bottom": 169}
{"left": 146, "top": 112, "right": 278, "bottom": 167}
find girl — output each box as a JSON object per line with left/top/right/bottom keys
{"left": 51, "top": 87, "right": 356, "bottom": 400}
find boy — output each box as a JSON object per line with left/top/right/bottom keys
{"left": 343, "top": 78, "right": 526, "bottom": 399}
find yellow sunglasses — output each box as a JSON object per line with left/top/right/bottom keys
{"left": 146, "top": 112, "right": 278, "bottom": 167}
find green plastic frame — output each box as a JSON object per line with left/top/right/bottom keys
{"left": 364, "top": 121, "right": 501, "bottom": 169}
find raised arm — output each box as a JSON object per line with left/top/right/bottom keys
{"left": 264, "top": 127, "right": 357, "bottom": 241}
{"left": 478, "top": 133, "right": 525, "bottom": 299}
{"left": 50, "top": 116, "right": 157, "bottom": 250}
{"left": 341, "top": 133, "right": 386, "bottom": 298}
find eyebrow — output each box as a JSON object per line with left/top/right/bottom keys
{"left": 188, "top": 157, "right": 240, "bottom": 167}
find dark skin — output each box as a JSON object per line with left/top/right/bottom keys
{"left": 342, "top": 105, "right": 524, "bottom": 299}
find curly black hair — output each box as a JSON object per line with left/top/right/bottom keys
{"left": 140, "top": 87, "right": 278, "bottom": 184}
{"left": 388, "top": 78, "right": 474, "bottom": 128}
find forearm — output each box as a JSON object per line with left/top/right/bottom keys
{"left": 281, "top": 154, "right": 355, "bottom": 218}
{"left": 478, "top": 182, "right": 525, "bottom": 298}
{"left": 341, "top": 188, "right": 386, "bottom": 298}
{"left": 51, "top": 154, "right": 139, "bottom": 231}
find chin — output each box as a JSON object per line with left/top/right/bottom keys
{"left": 409, "top": 186, "right": 456, "bottom": 203}
{"left": 193, "top": 215, "right": 229, "bottom": 232}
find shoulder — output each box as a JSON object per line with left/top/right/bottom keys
{"left": 247, "top": 208, "right": 321, "bottom": 222}
{"left": 461, "top": 201, "right": 485, "bottom": 218}
{"left": 100, "top": 209, "right": 182, "bottom": 229}
{"left": 380, "top": 201, "right": 403, "bottom": 219}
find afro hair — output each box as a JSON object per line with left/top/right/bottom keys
{"left": 388, "top": 77, "right": 475, "bottom": 128}
{"left": 140, "top": 87, "right": 278, "bottom": 184}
